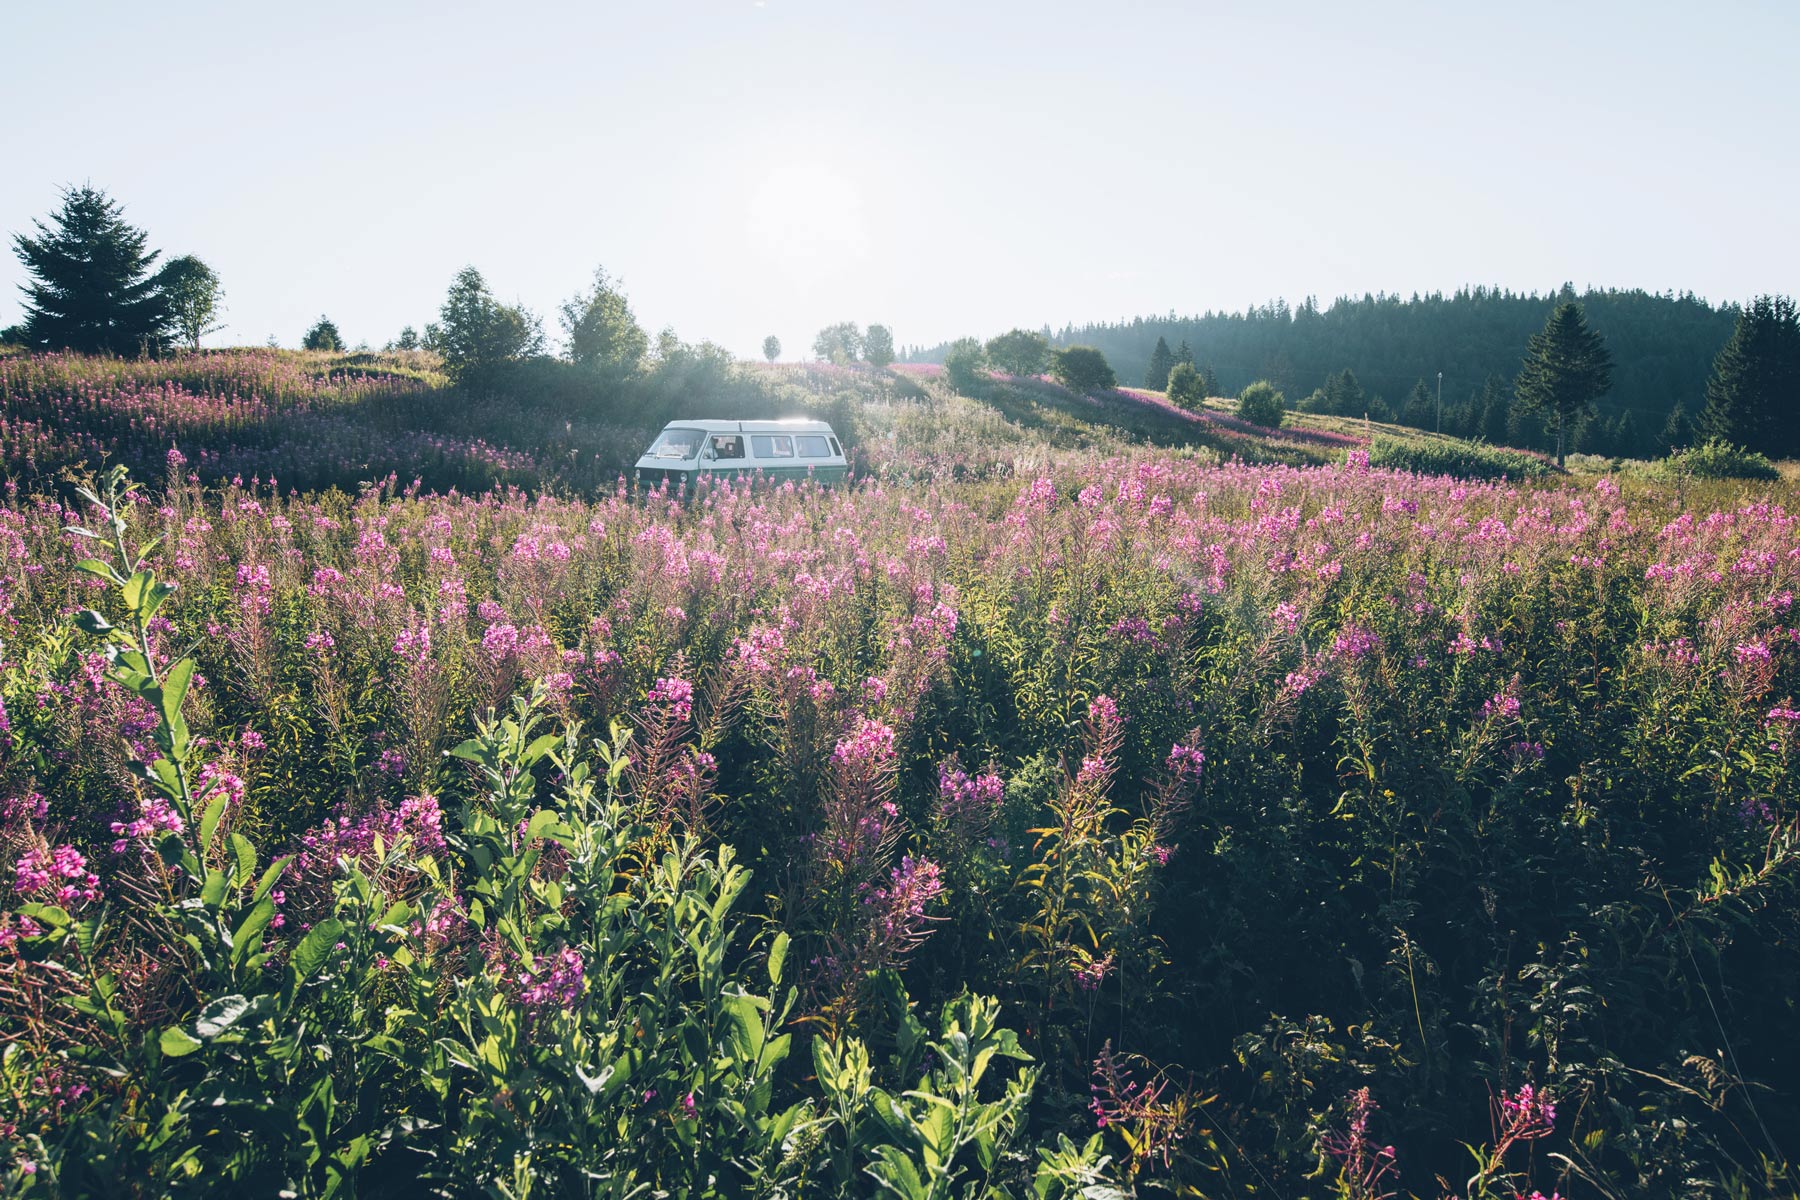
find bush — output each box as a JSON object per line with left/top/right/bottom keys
{"left": 944, "top": 337, "right": 988, "bottom": 392}
{"left": 1166, "top": 362, "right": 1204, "bottom": 410}
{"left": 1236, "top": 379, "right": 1286, "bottom": 428}
{"left": 1658, "top": 437, "right": 1780, "bottom": 481}
{"left": 1050, "top": 345, "right": 1115, "bottom": 393}
{"left": 1362, "top": 434, "right": 1558, "bottom": 480}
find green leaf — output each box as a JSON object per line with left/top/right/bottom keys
{"left": 198, "top": 795, "right": 227, "bottom": 852}
{"left": 73, "top": 609, "right": 116, "bottom": 636}
{"left": 160, "top": 658, "right": 195, "bottom": 730}
{"left": 768, "top": 931, "right": 790, "bottom": 986}
{"left": 446, "top": 739, "right": 489, "bottom": 765}
{"left": 523, "top": 808, "right": 559, "bottom": 844}
{"left": 200, "top": 868, "right": 228, "bottom": 911}
{"left": 160, "top": 1026, "right": 203, "bottom": 1057}
{"left": 196, "top": 994, "right": 251, "bottom": 1038}
{"left": 291, "top": 918, "right": 345, "bottom": 985}
{"left": 72, "top": 558, "right": 121, "bottom": 584}
{"left": 229, "top": 833, "right": 256, "bottom": 887}
{"left": 522, "top": 733, "right": 561, "bottom": 767}
{"left": 230, "top": 898, "right": 275, "bottom": 969}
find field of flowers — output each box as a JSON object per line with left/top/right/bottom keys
{"left": 0, "top": 353, "right": 1797, "bottom": 1198}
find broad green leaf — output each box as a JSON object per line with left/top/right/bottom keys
{"left": 768, "top": 931, "right": 790, "bottom": 986}
{"left": 195, "top": 994, "right": 251, "bottom": 1038}
{"left": 291, "top": 918, "right": 345, "bottom": 984}
{"left": 229, "top": 833, "right": 256, "bottom": 887}
{"left": 160, "top": 658, "right": 195, "bottom": 729}
{"left": 230, "top": 898, "right": 275, "bottom": 969}
{"left": 198, "top": 795, "right": 227, "bottom": 852}
{"left": 160, "top": 1026, "right": 203, "bottom": 1057}
{"left": 72, "top": 558, "right": 120, "bottom": 583}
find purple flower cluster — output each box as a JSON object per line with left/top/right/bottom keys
{"left": 648, "top": 676, "right": 696, "bottom": 723}
{"left": 935, "top": 759, "right": 1004, "bottom": 826}
{"left": 518, "top": 944, "right": 585, "bottom": 1013}
{"left": 13, "top": 844, "right": 101, "bottom": 906}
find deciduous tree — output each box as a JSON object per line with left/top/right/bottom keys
{"left": 1051, "top": 345, "right": 1115, "bottom": 393}
{"left": 813, "top": 322, "right": 863, "bottom": 365}
{"left": 560, "top": 267, "right": 647, "bottom": 379}
{"left": 155, "top": 255, "right": 225, "bottom": 351}
{"left": 435, "top": 267, "right": 544, "bottom": 379}
{"left": 762, "top": 335, "right": 781, "bottom": 362}
{"left": 865, "top": 324, "right": 895, "bottom": 368}
{"left": 985, "top": 328, "right": 1050, "bottom": 377}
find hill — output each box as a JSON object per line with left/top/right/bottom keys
{"left": 907, "top": 286, "right": 1741, "bottom": 458}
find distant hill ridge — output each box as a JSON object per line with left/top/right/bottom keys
{"left": 904, "top": 285, "right": 1741, "bottom": 453}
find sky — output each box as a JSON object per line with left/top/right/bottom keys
{"left": 3, "top": 0, "right": 1797, "bottom": 360}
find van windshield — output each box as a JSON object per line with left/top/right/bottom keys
{"left": 648, "top": 428, "right": 704, "bottom": 460}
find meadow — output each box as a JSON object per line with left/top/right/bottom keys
{"left": 0, "top": 351, "right": 1796, "bottom": 1198}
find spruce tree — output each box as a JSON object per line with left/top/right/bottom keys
{"left": 1144, "top": 336, "right": 1174, "bottom": 389}
{"left": 1513, "top": 301, "right": 1613, "bottom": 466}
{"left": 302, "top": 316, "right": 342, "bottom": 352}
{"left": 12, "top": 185, "right": 168, "bottom": 354}
{"left": 1199, "top": 365, "right": 1219, "bottom": 399}
{"left": 1478, "top": 376, "right": 1511, "bottom": 443}
{"left": 1698, "top": 295, "right": 1800, "bottom": 458}
{"left": 1173, "top": 339, "right": 1195, "bottom": 368}
{"left": 1659, "top": 401, "right": 1690, "bottom": 452}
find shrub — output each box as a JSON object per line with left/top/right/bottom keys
{"left": 1166, "top": 361, "right": 1204, "bottom": 409}
{"left": 944, "top": 337, "right": 988, "bottom": 392}
{"left": 1236, "top": 379, "right": 1286, "bottom": 428}
{"left": 1051, "top": 344, "right": 1115, "bottom": 393}
{"left": 1362, "top": 434, "right": 1558, "bottom": 479}
{"left": 1658, "top": 437, "right": 1780, "bottom": 481}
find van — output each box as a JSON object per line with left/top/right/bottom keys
{"left": 634, "top": 419, "right": 849, "bottom": 490}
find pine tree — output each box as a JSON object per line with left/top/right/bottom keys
{"left": 1475, "top": 376, "right": 1510, "bottom": 443}
{"left": 1698, "top": 295, "right": 1800, "bottom": 458}
{"left": 1144, "top": 336, "right": 1174, "bottom": 389}
{"left": 302, "top": 316, "right": 342, "bottom": 352}
{"left": 1659, "top": 401, "right": 1690, "bottom": 452}
{"left": 1513, "top": 301, "right": 1614, "bottom": 466}
{"left": 12, "top": 185, "right": 168, "bottom": 354}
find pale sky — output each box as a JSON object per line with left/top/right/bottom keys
{"left": 4, "top": 1, "right": 1796, "bottom": 359}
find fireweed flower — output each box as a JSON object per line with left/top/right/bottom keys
{"left": 1482, "top": 692, "right": 1521, "bottom": 719}
{"left": 647, "top": 676, "right": 695, "bottom": 723}
{"left": 1165, "top": 743, "right": 1205, "bottom": 779}
{"left": 935, "top": 759, "right": 1004, "bottom": 827}
{"left": 1073, "top": 952, "right": 1114, "bottom": 991}
{"left": 517, "top": 945, "right": 585, "bottom": 1013}
{"left": 1498, "top": 1083, "right": 1556, "bottom": 1139}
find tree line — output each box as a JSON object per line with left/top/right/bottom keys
{"left": 910, "top": 286, "right": 1798, "bottom": 461}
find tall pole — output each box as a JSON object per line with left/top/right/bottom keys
{"left": 1436, "top": 371, "right": 1443, "bottom": 434}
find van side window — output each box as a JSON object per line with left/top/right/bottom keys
{"left": 795, "top": 434, "right": 831, "bottom": 457}
{"left": 710, "top": 435, "right": 744, "bottom": 460}
{"left": 828, "top": 437, "right": 842, "bottom": 456}
{"left": 751, "top": 434, "right": 794, "bottom": 458}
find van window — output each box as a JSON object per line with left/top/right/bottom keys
{"left": 829, "top": 437, "right": 842, "bottom": 456}
{"left": 751, "top": 434, "right": 794, "bottom": 458}
{"left": 795, "top": 434, "right": 831, "bottom": 457}
{"left": 709, "top": 434, "right": 744, "bottom": 460}
{"left": 648, "top": 428, "right": 704, "bottom": 460}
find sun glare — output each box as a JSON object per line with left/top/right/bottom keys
{"left": 745, "top": 163, "right": 870, "bottom": 280}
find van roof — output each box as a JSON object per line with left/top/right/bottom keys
{"left": 659, "top": 419, "right": 837, "bottom": 434}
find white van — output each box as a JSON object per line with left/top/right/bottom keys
{"left": 634, "top": 419, "right": 848, "bottom": 489}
